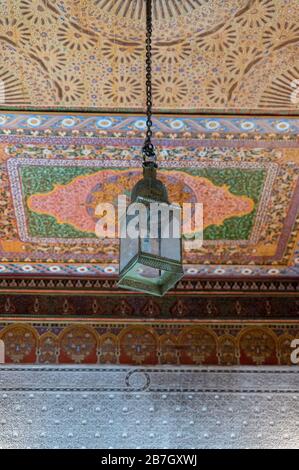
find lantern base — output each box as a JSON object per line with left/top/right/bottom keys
{"left": 117, "top": 253, "right": 184, "bottom": 297}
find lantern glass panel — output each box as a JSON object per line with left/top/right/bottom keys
{"left": 118, "top": 198, "right": 183, "bottom": 296}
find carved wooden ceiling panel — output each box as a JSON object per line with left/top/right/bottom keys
{"left": 0, "top": 0, "right": 298, "bottom": 112}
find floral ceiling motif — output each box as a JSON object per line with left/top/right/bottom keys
{"left": 0, "top": 112, "right": 299, "bottom": 278}
{"left": 0, "top": 0, "right": 298, "bottom": 112}
{"left": 26, "top": 168, "right": 255, "bottom": 236}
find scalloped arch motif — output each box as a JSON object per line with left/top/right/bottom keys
{"left": 0, "top": 322, "right": 297, "bottom": 366}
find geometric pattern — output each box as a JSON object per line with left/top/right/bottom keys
{"left": 0, "top": 365, "right": 298, "bottom": 448}
{"left": 0, "top": 0, "right": 298, "bottom": 113}
{"left": 1, "top": 294, "right": 299, "bottom": 320}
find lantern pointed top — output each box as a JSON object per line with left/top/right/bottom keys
{"left": 131, "top": 163, "right": 169, "bottom": 204}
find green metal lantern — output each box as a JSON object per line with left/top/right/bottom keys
{"left": 117, "top": 162, "right": 183, "bottom": 296}
{"left": 117, "top": 0, "right": 184, "bottom": 296}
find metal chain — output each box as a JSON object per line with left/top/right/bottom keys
{"left": 142, "top": 0, "right": 156, "bottom": 164}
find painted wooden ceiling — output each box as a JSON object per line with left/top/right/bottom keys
{"left": 0, "top": 1, "right": 298, "bottom": 366}
{"left": 0, "top": 0, "right": 298, "bottom": 112}
{"left": 0, "top": 0, "right": 298, "bottom": 284}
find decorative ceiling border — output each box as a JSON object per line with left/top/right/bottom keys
{"left": 0, "top": 113, "right": 298, "bottom": 140}
{"left": 0, "top": 276, "right": 299, "bottom": 296}
{"left": 1, "top": 293, "right": 299, "bottom": 319}
{"left": 1, "top": 105, "right": 299, "bottom": 115}
{"left": 7, "top": 157, "right": 278, "bottom": 246}
{"left": 0, "top": 366, "right": 298, "bottom": 390}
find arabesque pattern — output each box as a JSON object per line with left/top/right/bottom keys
{"left": 0, "top": 112, "right": 298, "bottom": 278}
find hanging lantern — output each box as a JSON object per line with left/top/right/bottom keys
{"left": 118, "top": 161, "right": 183, "bottom": 296}
{"left": 117, "top": 0, "right": 183, "bottom": 296}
